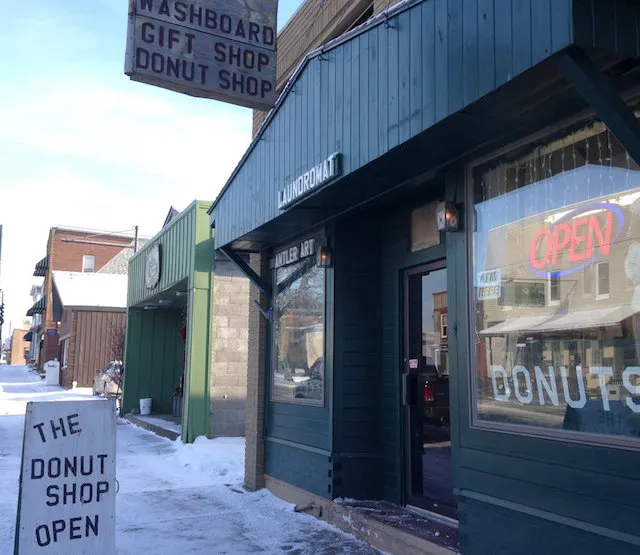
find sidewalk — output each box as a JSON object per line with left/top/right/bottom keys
{"left": 0, "top": 365, "right": 381, "bottom": 554}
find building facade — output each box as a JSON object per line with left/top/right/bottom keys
{"left": 52, "top": 272, "right": 128, "bottom": 388}
{"left": 6, "top": 328, "right": 29, "bottom": 366}
{"left": 209, "top": 1, "right": 640, "bottom": 554}
{"left": 122, "top": 201, "right": 250, "bottom": 443}
{"left": 26, "top": 227, "right": 137, "bottom": 371}
{"left": 26, "top": 285, "right": 43, "bottom": 364}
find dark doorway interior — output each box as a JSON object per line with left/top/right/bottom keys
{"left": 404, "top": 262, "right": 456, "bottom": 520}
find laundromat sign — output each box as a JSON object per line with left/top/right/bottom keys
{"left": 529, "top": 203, "right": 624, "bottom": 277}
{"left": 125, "top": 0, "right": 278, "bottom": 110}
{"left": 278, "top": 153, "right": 341, "bottom": 210}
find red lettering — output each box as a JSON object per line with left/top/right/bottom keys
{"left": 530, "top": 228, "right": 553, "bottom": 270}
{"left": 530, "top": 209, "right": 616, "bottom": 272}
{"left": 587, "top": 212, "right": 613, "bottom": 258}
{"left": 569, "top": 217, "right": 588, "bottom": 262}
{"left": 552, "top": 223, "right": 571, "bottom": 264}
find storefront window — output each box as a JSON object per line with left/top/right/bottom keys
{"left": 272, "top": 237, "right": 325, "bottom": 404}
{"left": 472, "top": 117, "right": 640, "bottom": 443}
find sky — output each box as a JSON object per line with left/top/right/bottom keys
{"left": 0, "top": 0, "right": 304, "bottom": 339}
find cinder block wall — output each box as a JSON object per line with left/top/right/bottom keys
{"left": 209, "top": 259, "right": 250, "bottom": 437}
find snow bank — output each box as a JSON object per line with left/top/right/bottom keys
{"left": 170, "top": 435, "right": 245, "bottom": 484}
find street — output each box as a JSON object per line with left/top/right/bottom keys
{"left": 0, "top": 365, "right": 379, "bottom": 554}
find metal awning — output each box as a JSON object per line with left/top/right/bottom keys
{"left": 480, "top": 306, "right": 640, "bottom": 337}
{"left": 33, "top": 256, "right": 49, "bottom": 277}
{"left": 23, "top": 331, "right": 33, "bottom": 342}
{"left": 26, "top": 298, "right": 46, "bottom": 317}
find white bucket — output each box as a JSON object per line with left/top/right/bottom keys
{"left": 139, "top": 398, "right": 152, "bottom": 416}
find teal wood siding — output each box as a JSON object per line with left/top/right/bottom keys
{"left": 211, "top": 0, "right": 574, "bottom": 248}
{"left": 266, "top": 402, "right": 331, "bottom": 449}
{"left": 331, "top": 218, "right": 384, "bottom": 500}
{"left": 459, "top": 497, "right": 640, "bottom": 555}
{"left": 128, "top": 204, "right": 196, "bottom": 307}
{"left": 121, "top": 308, "right": 183, "bottom": 415}
{"left": 573, "top": 0, "right": 640, "bottom": 59}
{"left": 264, "top": 441, "right": 331, "bottom": 499}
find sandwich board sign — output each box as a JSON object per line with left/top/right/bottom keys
{"left": 14, "top": 400, "right": 116, "bottom": 554}
{"left": 124, "top": 0, "right": 279, "bottom": 110}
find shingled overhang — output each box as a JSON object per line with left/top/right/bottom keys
{"left": 209, "top": 0, "right": 640, "bottom": 252}
{"left": 26, "top": 297, "right": 46, "bottom": 317}
{"left": 33, "top": 256, "right": 49, "bottom": 277}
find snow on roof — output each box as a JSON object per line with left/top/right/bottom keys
{"left": 52, "top": 271, "right": 128, "bottom": 309}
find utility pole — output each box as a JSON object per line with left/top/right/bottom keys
{"left": 134, "top": 225, "right": 139, "bottom": 253}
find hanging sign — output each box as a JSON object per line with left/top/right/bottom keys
{"left": 124, "top": 0, "right": 278, "bottom": 111}
{"left": 14, "top": 400, "right": 116, "bottom": 555}
{"left": 278, "top": 153, "right": 341, "bottom": 210}
{"left": 145, "top": 243, "right": 162, "bottom": 289}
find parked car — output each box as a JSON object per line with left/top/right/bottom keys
{"left": 93, "top": 361, "right": 124, "bottom": 397}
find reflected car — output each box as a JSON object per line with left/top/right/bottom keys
{"left": 421, "top": 348, "right": 450, "bottom": 428}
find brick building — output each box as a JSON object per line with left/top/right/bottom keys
{"left": 6, "top": 327, "right": 30, "bottom": 365}
{"left": 26, "top": 227, "right": 139, "bottom": 370}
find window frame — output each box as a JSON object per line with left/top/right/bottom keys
{"left": 269, "top": 232, "right": 327, "bottom": 407}
{"left": 82, "top": 255, "right": 96, "bottom": 273}
{"left": 440, "top": 312, "right": 448, "bottom": 339}
{"left": 547, "top": 273, "right": 561, "bottom": 305}
{"left": 61, "top": 339, "right": 69, "bottom": 369}
{"left": 595, "top": 261, "right": 610, "bottom": 300}
{"left": 466, "top": 110, "right": 640, "bottom": 452}
{"left": 582, "top": 265, "right": 593, "bottom": 296}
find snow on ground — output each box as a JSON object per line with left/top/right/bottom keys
{"left": 0, "top": 365, "right": 380, "bottom": 554}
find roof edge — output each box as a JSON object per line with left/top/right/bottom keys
{"left": 208, "top": 0, "right": 419, "bottom": 216}
{"left": 129, "top": 199, "right": 202, "bottom": 263}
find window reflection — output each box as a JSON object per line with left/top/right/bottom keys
{"left": 473, "top": 118, "right": 640, "bottom": 441}
{"left": 272, "top": 256, "right": 325, "bottom": 403}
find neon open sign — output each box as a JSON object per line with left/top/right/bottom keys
{"left": 528, "top": 203, "right": 625, "bottom": 278}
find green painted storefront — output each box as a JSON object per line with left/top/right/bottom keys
{"left": 122, "top": 201, "right": 214, "bottom": 443}
{"left": 209, "top": 1, "right": 640, "bottom": 553}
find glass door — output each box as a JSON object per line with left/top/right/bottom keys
{"left": 403, "top": 261, "right": 456, "bottom": 519}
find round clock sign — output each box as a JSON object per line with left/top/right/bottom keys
{"left": 145, "top": 243, "right": 161, "bottom": 289}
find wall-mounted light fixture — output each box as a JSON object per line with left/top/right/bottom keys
{"left": 436, "top": 201, "right": 460, "bottom": 232}
{"left": 175, "top": 291, "right": 188, "bottom": 297}
{"left": 316, "top": 245, "right": 333, "bottom": 268}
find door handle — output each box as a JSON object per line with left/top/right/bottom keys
{"left": 402, "top": 373, "right": 408, "bottom": 406}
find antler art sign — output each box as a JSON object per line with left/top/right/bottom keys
{"left": 125, "top": 0, "right": 278, "bottom": 110}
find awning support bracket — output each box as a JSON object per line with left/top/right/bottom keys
{"left": 253, "top": 300, "right": 273, "bottom": 323}
{"left": 555, "top": 48, "right": 640, "bottom": 167}
{"left": 219, "top": 246, "right": 272, "bottom": 298}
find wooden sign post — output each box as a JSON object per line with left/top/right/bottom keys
{"left": 14, "top": 400, "right": 116, "bottom": 554}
